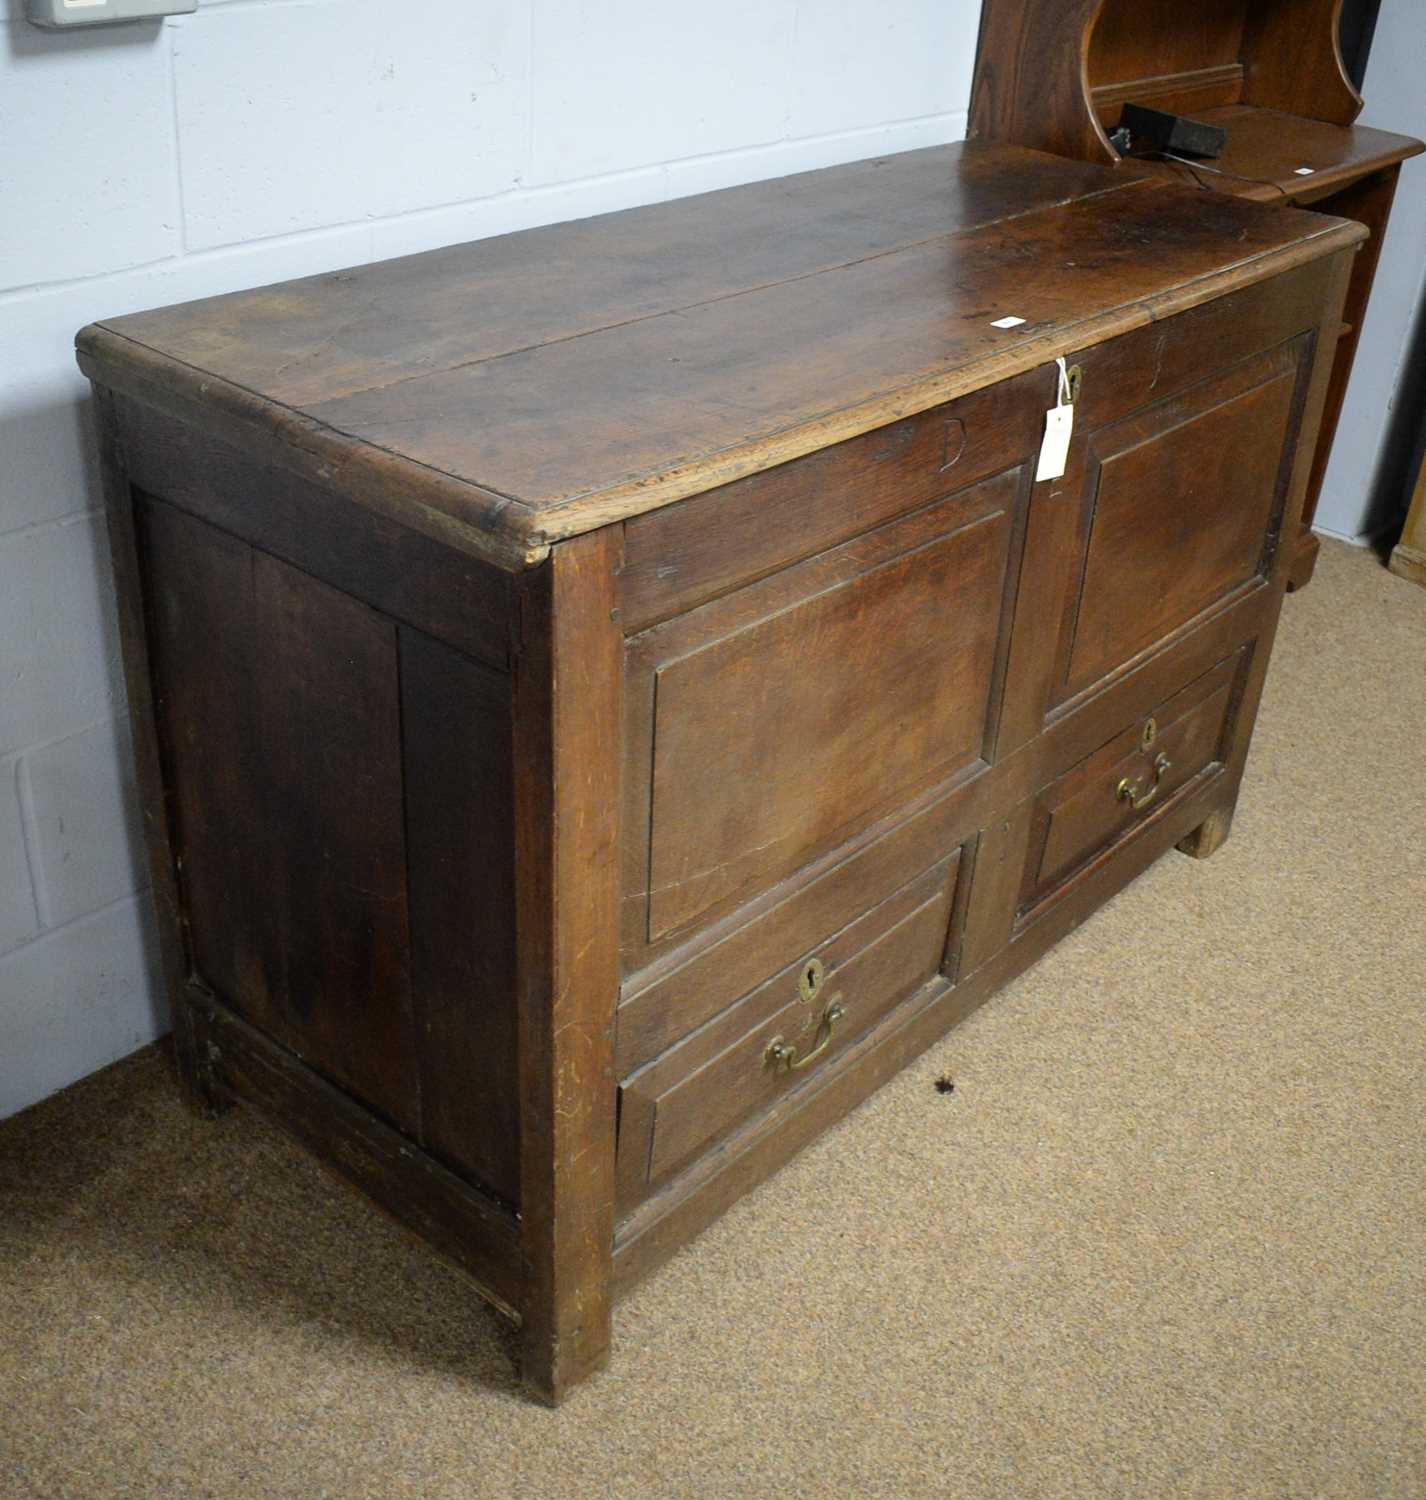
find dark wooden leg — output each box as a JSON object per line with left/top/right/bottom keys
{"left": 1286, "top": 530, "right": 1321, "bottom": 592}
{"left": 1389, "top": 540, "right": 1426, "bottom": 588}
{"left": 511, "top": 529, "right": 623, "bottom": 1404}
{"left": 1176, "top": 801, "right": 1236, "bottom": 859}
{"left": 94, "top": 389, "right": 228, "bottom": 1117}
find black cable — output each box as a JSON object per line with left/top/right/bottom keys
{"left": 1142, "top": 149, "right": 1292, "bottom": 200}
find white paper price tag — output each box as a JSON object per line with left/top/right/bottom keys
{"left": 1036, "top": 357, "right": 1076, "bottom": 482}
{"left": 1036, "top": 406, "right": 1074, "bottom": 482}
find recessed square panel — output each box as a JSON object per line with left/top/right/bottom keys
{"left": 1062, "top": 340, "right": 1304, "bottom": 699}
{"left": 640, "top": 471, "right": 1021, "bottom": 942}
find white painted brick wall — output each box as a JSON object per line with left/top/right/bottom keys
{"left": 0, "top": 895, "right": 162, "bottom": 1119}
{"left": 0, "top": 0, "right": 979, "bottom": 1119}
{"left": 23, "top": 715, "right": 141, "bottom": 930}
{"left": 0, "top": 23, "right": 180, "bottom": 290}
{"left": 0, "top": 513, "right": 123, "bottom": 755}
{"left": 530, "top": 0, "right": 796, "bottom": 182}
{"left": 0, "top": 763, "right": 40, "bottom": 956}
{"left": 174, "top": 1, "right": 531, "bottom": 249}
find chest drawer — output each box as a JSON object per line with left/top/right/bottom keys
{"left": 617, "top": 796, "right": 975, "bottom": 1075}
{"left": 616, "top": 857, "right": 958, "bottom": 1214}
{"left": 1018, "top": 648, "right": 1247, "bottom": 925}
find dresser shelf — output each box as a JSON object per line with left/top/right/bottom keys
{"left": 1127, "top": 104, "right": 1419, "bottom": 202}
{"left": 970, "top": 0, "right": 1423, "bottom": 590}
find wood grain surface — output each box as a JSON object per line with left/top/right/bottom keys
{"left": 83, "top": 137, "right": 1360, "bottom": 1403}
{"left": 76, "top": 141, "right": 1363, "bottom": 569}
{"left": 1132, "top": 106, "right": 1421, "bottom": 203}
{"left": 511, "top": 530, "right": 624, "bottom": 1403}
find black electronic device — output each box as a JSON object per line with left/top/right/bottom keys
{"left": 1120, "top": 102, "right": 1227, "bottom": 159}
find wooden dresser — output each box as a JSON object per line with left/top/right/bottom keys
{"left": 969, "top": 0, "right": 1424, "bottom": 591}
{"left": 78, "top": 141, "right": 1361, "bottom": 1403}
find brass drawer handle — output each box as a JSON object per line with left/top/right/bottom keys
{"left": 1117, "top": 752, "right": 1172, "bottom": 812}
{"left": 766, "top": 999, "right": 847, "bottom": 1074}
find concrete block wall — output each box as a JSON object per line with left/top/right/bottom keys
{"left": 2, "top": 0, "right": 1418, "bottom": 1120}
{"left": 0, "top": 0, "right": 980, "bottom": 1119}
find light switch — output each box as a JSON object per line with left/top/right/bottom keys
{"left": 26, "top": 0, "right": 196, "bottom": 27}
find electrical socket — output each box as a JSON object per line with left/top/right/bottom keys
{"left": 26, "top": 0, "right": 196, "bottom": 28}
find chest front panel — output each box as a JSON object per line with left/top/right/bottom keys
{"left": 626, "top": 467, "right": 1029, "bottom": 951}
{"left": 1054, "top": 336, "right": 1307, "bottom": 706}
{"left": 612, "top": 256, "right": 1334, "bottom": 1224}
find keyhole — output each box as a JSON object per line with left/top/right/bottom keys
{"left": 798, "top": 957, "right": 825, "bottom": 1003}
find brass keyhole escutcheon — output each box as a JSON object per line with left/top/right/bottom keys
{"left": 798, "top": 957, "right": 825, "bottom": 1004}
{"left": 1065, "top": 364, "right": 1083, "bottom": 403}
{"left": 1140, "top": 716, "right": 1158, "bottom": 753}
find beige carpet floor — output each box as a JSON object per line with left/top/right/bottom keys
{"left": 2, "top": 539, "right": 1424, "bottom": 1500}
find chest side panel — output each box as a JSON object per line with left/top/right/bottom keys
{"left": 136, "top": 491, "right": 521, "bottom": 1207}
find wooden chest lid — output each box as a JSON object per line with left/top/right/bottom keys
{"left": 77, "top": 140, "right": 1364, "bottom": 570}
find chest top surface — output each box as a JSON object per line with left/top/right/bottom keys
{"left": 77, "top": 140, "right": 1362, "bottom": 567}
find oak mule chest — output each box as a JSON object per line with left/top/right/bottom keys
{"left": 79, "top": 141, "right": 1361, "bottom": 1402}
